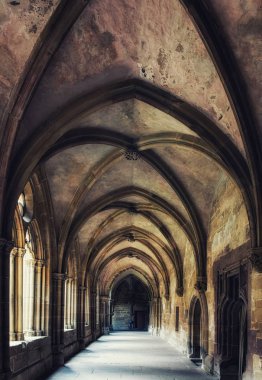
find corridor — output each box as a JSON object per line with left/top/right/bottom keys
{"left": 47, "top": 332, "right": 217, "bottom": 380}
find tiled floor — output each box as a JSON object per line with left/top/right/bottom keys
{"left": 46, "top": 331, "right": 218, "bottom": 380}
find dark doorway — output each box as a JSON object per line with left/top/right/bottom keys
{"left": 218, "top": 272, "right": 247, "bottom": 380}
{"left": 135, "top": 311, "right": 146, "bottom": 330}
{"left": 192, "top": 299, "right": 201, "bottom": 359}
{"left": 111, "top": 275, "right": 149, "bottom": 331}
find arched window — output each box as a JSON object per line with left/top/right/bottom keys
{"left": 64, "top": 254, "right": 77, "bottom": 330}
{"left": 23, "top": 228, "right": 35, "bottom": 337}
{"left": 10, "top": 188, "right": 46, "bottom": 341}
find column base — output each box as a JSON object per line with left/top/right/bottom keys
{"left": 25, "top": 330, "right": 35, "bottom": 337}
{"left": 78, "top": 338, "right": 85, "bottom": 350}
{"left": 16, "top": 332, "right": 24, "bottom": 341}
{"left": 102, "top": 327, "right": 110, "bottom": 335}
{"left": 52, "top": 345, "right": 64, "bottom": 368}
{"left": 9, "top": 333, "right": 16, "bottom": 341}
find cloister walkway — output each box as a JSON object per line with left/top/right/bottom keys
{"left": 46, "top": 332, "right": 218, "bottom": 380}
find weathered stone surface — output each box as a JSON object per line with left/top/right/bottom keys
{"left": 18, "top": 0, "right": 243, "bottom": 156}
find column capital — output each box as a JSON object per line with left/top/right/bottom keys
{"left": 13, "top": 247, "right": 26, "bottom": 258}
{"left": 176, "top": 286, "right": 184, "bottom": 297}
{"left": 249, "top": 247, "right": 262, "bottom": 272}
{"left": 35, "top": 259, "right": 45, "bottom": 268}
{"left": 79, "top": 285, "right": 87, "bottom": 291}
{"left": 194, "top": 280, "right": 207, "bottom": 292}
{"left": 52, "top": 272, "right": 67, "bottom": 281}
{"left": 100, "top": 295, "right": 109, "bottom": 302}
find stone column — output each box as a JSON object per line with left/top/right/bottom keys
{"left": 156, "top": 297, "right": 161, "bottom": 335}
{"left": 27, "top": 257, "right": 36, "bottom": 336}
{"left": 100, "top": 296, "right": 110, "bottom": 334}
{"left": 109, "top": 298, "right": 114, "bottom": 331}
{"left": 91, "top": 291, "right": 97, "bottom": 340}
{"left": 78, "top": 286, "right": 86, "bottom": 348}
{"left": 34, "top": 259, "right": 45, "bottom": 336}
{"left": 9, "top": 249, "right": 16, "bottom": 341}
{"left": 67, "top": 278, "right": 72, "bottom": 329}
{"left": 41, "top": 264, "right": 46, "bottom": 333}
{"left": 71, "top": 279, "right": 76, "bottom": 328}
{"left": 0, "top": 238, "right": 14, "bottom": 380}
{"left": 152, "top": 297, "right": 158, "bottom": 334}
{"left": 51, "top": 273, "right": 66, "bottom": 367}
{"left": 15, "top": 247, "right": 26, "bottom": 340}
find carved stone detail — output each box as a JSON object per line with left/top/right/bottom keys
{"left": 249, "top": 247, "right": 262, "bottom": 272}
{"left": 125, "top": 232, "right": 135, "bottom": 242}
{"left": 52, "top": 272, "right": 67, "bottom": 281}
{"left": 124, "top": 148, "right": 140, "bottom": 160}
{"left": 194, "top": 280, "right": 207, "bottom": 292}
{"left": 176, "top": 286, "right": 184, "bottom": 297}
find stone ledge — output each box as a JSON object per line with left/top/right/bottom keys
{"left": 9, "top": 337, "right": 51, "bottom": 374}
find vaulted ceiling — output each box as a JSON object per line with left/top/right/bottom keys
{"left": 1, "top": 0, "right": 261, "bottom": 295}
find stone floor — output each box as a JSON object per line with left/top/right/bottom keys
{"left": 46, "top": 331, "right": 218, "bottom": 380}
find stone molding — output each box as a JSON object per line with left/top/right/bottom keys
{"left": 12, "top": 247, "right": 26, "bottom": 258}
{"left": 52, "top": 272, "right": 67, "bottom": 281}
{"left": 194, "top": 280, "right": 207, "bottom": 292}
{"left": 35, "top": 258, "right": 45, "bottom": 268}
{"left": 176, "top": 286, "right": 184, "bottom": 297}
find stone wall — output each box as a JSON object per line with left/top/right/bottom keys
{"left": 112, "top": 303, "right": 131, "bottom": 330}
{"left": 10, "top": 337, "right": 52, "bottom": 380}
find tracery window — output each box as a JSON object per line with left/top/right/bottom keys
{"left": 23, "top": 228, "right": 35, "bottom": 336}
{"left": 10, "top": 186, "right": 46, "bottom": 341}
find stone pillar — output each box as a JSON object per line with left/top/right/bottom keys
{"left": 41, "top": 264, "right": 46, "bottom": 333}
{"left": 100, "top": 296, "right": 110, "bottom": 334}
{"left": 34, "top": 259, "right": 45, "bottom": 336}
{"left": 156, "top": 297, "right": 161, "bottom": 335}
{"left": 152, "top": 297, "right": 158, "bottom": 334}
{"left": 91, "top": 291, "right": 97, "bottom": 340}
{"left": 0, "top": 238, "right": 14, "bottom": 380}
{"left": 67, "top": 278, "right": 72, "bottom": 329}
{"left": 27, "top": 257, "right": 36, "bottom": 336}
{"left": 78, "top": 285, "right": 86, "bottom": 348}
{"left": 15, "top": 247, "right": 26, "bottom": 340}
{"left": 9, "top": 249, "right": 16, "bottom": 341}
{"left": 51, "top": 273, "right": 66, "bottom": 367}
{"left": 81, "top": 286, "right": 87, "bottom": 335}
{"left": 71, "top": 279, "right": 76, "bottom": 328}
{"left": 109, "top": 298, "right": 113, "bottom": 331}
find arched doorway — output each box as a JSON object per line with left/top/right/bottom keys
{"left": 218, "top": 272, "right": 247, "bottom": 380}
{"left": 189, "top": 297, "right": 202, "bottom": 360}
{"left": 111, "top": 275, "right": 150, "bottom": 331}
